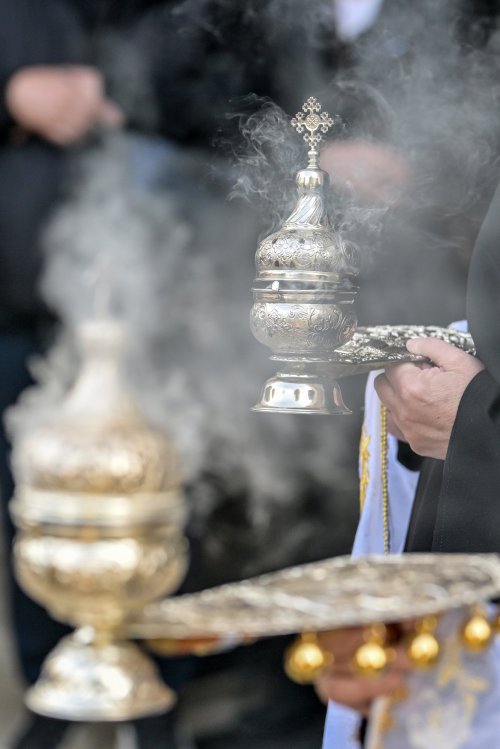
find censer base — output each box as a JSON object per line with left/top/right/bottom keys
{"left": 26, "top": 628, "right": 176, "bottom": 722}
{"left": 252, "top": 370, "right": 351, "bottom": 416}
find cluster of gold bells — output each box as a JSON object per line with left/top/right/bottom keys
{"left": 285, "top": 608, "right": 499, "bottom": 685}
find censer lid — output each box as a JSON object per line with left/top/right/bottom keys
{"left": 254, "top": 98, "right": 359, "bottom": 288}
{"left": 13, "top": 319, "right": 180, "bottom": 496}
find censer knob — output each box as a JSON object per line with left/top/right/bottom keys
{"left": 461, "top": 609, "right": 493, "bottom": 652}
{"left": 406, "top": 617, "right": 440, "bottom": 669}
{"left": 284, "top": 633, "right": 333, "bottom": 685}
{"left": 352, "top": 625, "right": 394, "bottom": 677}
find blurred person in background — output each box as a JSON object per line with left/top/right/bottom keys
{"left": 0, "top": 7, "right": 204, "bottom": 749}
{"left": 0, "top": 1, "right": 125, "bottom": 747}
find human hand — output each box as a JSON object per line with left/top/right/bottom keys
{"left": 5, "top": 65, "right": 124, "bottom": 145}
{"left": 374, "top": 338, "right": 484, "bottom": 460}
{"left": 314, "top": 626, "right": 411, "bottom": 716}
{"left": 319, "top": 138, "right": 410, "bottom": 204}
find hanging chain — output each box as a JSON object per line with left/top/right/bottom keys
{"left": 380, "top": 404, "right": 390, "bottom": 555}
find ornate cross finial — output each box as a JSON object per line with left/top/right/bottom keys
{"left": 291, "top": 97, "right": 334, "bottom": 154}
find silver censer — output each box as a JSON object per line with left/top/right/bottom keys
{"left": 250, "top": 98, "right": 360, "bottom": 415}
{"left": 250, "top": 98, "right": 475, "bottom": 414}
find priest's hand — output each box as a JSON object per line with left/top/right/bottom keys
{"left": 374, "top": 338, "right": 484, "bottom": 460}
{"left": 313, "top": 628, "right": 411, "bottom": 716}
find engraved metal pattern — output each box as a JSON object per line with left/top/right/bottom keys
{"left": 15, "top": 532, "right": 188, "bottom": 629}
{"left": 251, "top": 97, "right": 359, "bottom": 376}
{"left": 19, "top": 425, "right": 179, "bottom": 494}
{"left": 291, "top": 97, "right": 335, "bottom": 150}
{"left": 26, "top": 633, "right": 176, "bottom": 721}
{"left": 250, "top": 302, "right": 353, "bottom": 353}
{"left": 256, "top": 229, "right": 358, "bottom": 276}
{"left": 327, "top": 325, "right": 476, "bottom": 374}
{"left": 130, "top": 555, "right": 500, "bottom": 639}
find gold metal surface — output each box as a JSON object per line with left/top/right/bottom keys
{"left": 461, "top": 609, "right": 493, "bottom": 653}
{"left": 352, "top": 641, "right": 392, "bottom": 677}
{"left": 284, "top": 633, "right": 333, "bottom": 685}
{"left": 10, "top": 319, "right": 188, "bottom": 721}
{"left": 406, "top": 616, "right": 440, "bottom": 669}
{"left": 26, "top": 629, "right": 176, "bottom": 721}
{"left": 380, "top": 404, "right": 390, "bottom": 555}
{"left": 352, "top": 624, "right": 392, "bottom": 677}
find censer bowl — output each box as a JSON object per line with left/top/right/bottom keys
{"left": 13, "top": 525, "right": 188, "bottom": 630}
{"left": 250, "top": 289, "right": 357, "bottom": 415}
{"left": 250, "top": 295, "right": 357, "bottom": 355}
{"left": 12, "top": 516, "right": 189, "bottom": 721}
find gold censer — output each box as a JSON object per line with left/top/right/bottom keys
{"left": 10, "top": 319, "right": 188, "bottom": 721}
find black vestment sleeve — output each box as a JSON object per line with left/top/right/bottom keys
{"left": 467, "top": 178, "right": 500, "bottom": 386}
{"left": 431, "top": 369, "right": 500, "bottom": 552}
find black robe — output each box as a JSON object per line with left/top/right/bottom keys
{"left": 405, "top": 179, "right": 500, "bottom": 554}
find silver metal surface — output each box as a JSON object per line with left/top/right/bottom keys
{"left": 250, "top": 98, "right": 360, "bottom": 404}
{"left": 251, "top": 367, "right": 351, "bottom": 415}
{"left": 129, "top": 554, "right": 500, "bottom": 639}
{"left": 250, "top": 99, "right": 476, "bottom": 415}
{"left": 330, "top": 324, "right": 476, "bottom": 375}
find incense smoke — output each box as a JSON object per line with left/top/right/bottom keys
{"left": 7, "top": 131, "right": 358, "bottom": 577}
{"left": 7, "top": 0, "right": 500, "bottom": 576}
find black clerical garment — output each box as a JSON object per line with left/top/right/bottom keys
{"left": 405, "top": 179, "right": 500, "bottom": 554}
{"left": 0, "top": 0, "right": 86, "bottom": 325}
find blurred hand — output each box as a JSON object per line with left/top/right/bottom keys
{"left": 374, "top": 338, "right": 484, "bottom": 459}
{"left": 314, "top": 627, "right": 411, "bottom": 716}
{"left": 319, "top": 139, "right": 410, "bottom": 204}
{"left": 5, "top": 65, "right": 124, "bottom": 145}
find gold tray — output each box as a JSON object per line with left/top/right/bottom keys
{"left": 128, "top": 554, "right": 500, "bottom": 639}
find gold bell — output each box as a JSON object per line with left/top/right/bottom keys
{"left": 461, "top": 609, "right": 493, "bottom": 653}
{"left": 284, "top": 633, "right": 333, "bottom": 685}
{"left": 406, "top": 616, "right": 440, "bottom": 669}
{"left": 352, "top": 624, "right": 393, "bottom": 677}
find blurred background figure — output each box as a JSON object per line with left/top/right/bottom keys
{"left": 0, "top": 1, "right": 125, "bottom": 748}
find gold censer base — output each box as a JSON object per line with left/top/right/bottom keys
{"left": 26, "top": 627, "right": 175, "bottom": 722}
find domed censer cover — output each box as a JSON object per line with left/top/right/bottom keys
{"left": 10, "top": 318, "right": 188, "bottom": 721}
